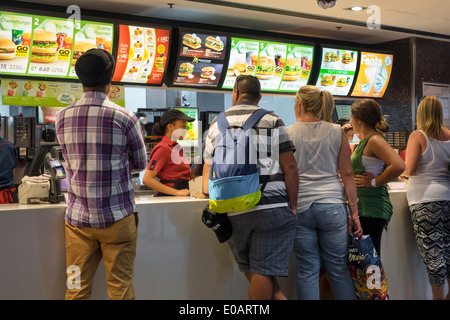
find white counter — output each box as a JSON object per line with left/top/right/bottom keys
{"left": 0, "top": 190, "right": 434, "bottom": 300}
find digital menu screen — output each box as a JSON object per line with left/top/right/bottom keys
{"left": 174, "top": 107, "right": 199, "bottom": 147}
{"left": 315, "top": 47, "right": 358, "bottom": 96}
{"left": 222, "top": 37, "right": 314, "bottom": 93}
{"left": 0, "top": 11, "right": 113, "bottom": 79}
{"left": 171, "top": 30, "right": 227, "bottom": 89}
{"left": 351, "top": 52, "right": 393, "bottom": 98}
{"left": 112, "top": 25, "right": 170, "bottom": 85}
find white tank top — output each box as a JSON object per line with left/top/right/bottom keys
{"left": 407, "top": 130, "right": 450, "bottom": 206}
{"left": 362, "top": 155, "right": 385, "bottom": 177}
{"left": 287, "top": 121, "right": 345, "bottom": 213}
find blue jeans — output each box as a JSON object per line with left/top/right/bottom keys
{"left": 293, "top": 202, "right": 356, "bottom": 300}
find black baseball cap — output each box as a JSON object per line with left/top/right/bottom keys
{"left": 202, "top": 206, "right": 232, "bottom": 243}
{"left": 160, "top": 109, "right": 195, "bottom": 127}
{"left": 75, "top": 48, "right": 115, "bottom": 87}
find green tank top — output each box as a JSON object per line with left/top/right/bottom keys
{"left": 350, "top": 133, "right": 393, "bottom": 223}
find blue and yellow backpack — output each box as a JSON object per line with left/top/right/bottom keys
{"left": 208, "top": 108, "right": 270, "bottom": 213}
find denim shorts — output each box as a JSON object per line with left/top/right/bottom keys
{"left": 227, "top": 206, "right": 296, "bottom": 277}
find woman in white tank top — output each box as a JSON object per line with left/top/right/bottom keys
{"left": 287, "top": 85, "right": 361, "bottom": 300}
{"left": 405, "top": 96, "right": 450, "bottom": 300}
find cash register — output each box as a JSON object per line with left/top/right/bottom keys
{"left": 19, "top": 142, "right": 67, "bottom": 204}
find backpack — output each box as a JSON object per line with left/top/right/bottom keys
{"left": 208, "top": 108, "right": 270, "bottom": 213}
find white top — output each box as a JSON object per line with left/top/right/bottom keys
{"left": 362, "top": 155, "right": 385, "bottom": 177}
{"left": 407, "top": 130, "right": 450, "bottom": 206}
{"left": 287, "top": 121, "right": 345, "bottom": 213}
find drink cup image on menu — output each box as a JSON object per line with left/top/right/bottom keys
{"left": 7, "top": 80, "right": 18, "bottom": 96}
{"left": 30, "top": 29, "right": 58, "bottom": 63}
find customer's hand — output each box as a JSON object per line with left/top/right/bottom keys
{"left": 176, "top": 189, "right": 190, "bottom": 196}
{"left": 349, "top": 216, "right": 363, "bottom": 237}
{"left": 195, "top": 192, "right": 208, "bottom": 199}
{"left": 354, "top": 172, "right": 374, "bottom": 188}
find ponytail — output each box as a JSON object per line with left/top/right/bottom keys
{"left": 296, "top": 85, "right": 334, "bottom": 122}
{"left": 321, "top": 90, "right": 334, "bottom": 123}
{"left": 375, "top": 117, "right": 390, "bottom": 133}
{"left": 151, "top": 122, "right": 165, "bottom": 136}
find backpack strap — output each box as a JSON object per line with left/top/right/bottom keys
{"left": 216, "top": 112, "right": 230, "bottom": 134}
{"left": 242, "top": 108, "right": 270, "bottom": 131}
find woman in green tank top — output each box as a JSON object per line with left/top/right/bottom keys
{"left": 349, "top": 99, "right": 405, "bottom": 256}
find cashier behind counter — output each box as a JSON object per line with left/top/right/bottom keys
{"left": 0, "top": 115, "right": 18, "bottom": 204}
{"left": 142, "top": 109, "right": 196, "bottom": 196}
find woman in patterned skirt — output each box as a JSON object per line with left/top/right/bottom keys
{"left": 406, "top": 96, "right": 450, "bottom": 300}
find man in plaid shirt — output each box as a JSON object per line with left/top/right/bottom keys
{"left": 56, "top": 49, "right": 146, "bottom": 300}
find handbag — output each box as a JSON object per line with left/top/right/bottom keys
{"left": 348, "top": 234, "right": 389, "bottom": 300}
{"left": 201, "top": 205, "right": 232, "bottom": 243}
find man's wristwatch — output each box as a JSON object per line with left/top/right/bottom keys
{"left": 370, "top": 178, "right": 377, "bottom": 188}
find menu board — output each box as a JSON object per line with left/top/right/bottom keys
{"left": 222, "top": 37, "right": 314, "bottom": 93}
{"left": 112, "top": 25, "right": 170, "bottom": 85}
{"left": 0, "top": 11, "right": 113, "bottom": 79}
{"left": 315, "top": 47, "right": 358, "bottom": 96}
{"left": 171, "top": 31, "right": 227, "bottom": 88}
{"left": 351, "top": 52, "right": 393, "bottom": 98}
{"left": 1, "top": 78, "right": 125, "bottom": 107}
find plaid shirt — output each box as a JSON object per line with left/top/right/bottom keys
{"left": 55, "top": 91, "right": 147, "bottom": 228}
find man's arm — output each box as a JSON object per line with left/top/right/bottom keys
{"left": 279, "top": 150, "right": 298, "bottom": 214}
{"left": 128, "top": 114, "right": 147, "bottom": 173}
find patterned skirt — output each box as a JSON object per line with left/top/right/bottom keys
{"left": 409, "top": 201, "right": 450, "bottom": 286}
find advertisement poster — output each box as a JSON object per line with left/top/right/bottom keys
{"left": 0, "top": 11, "right": 113, "bottom": 79}
{"left": 0, "top": 11, "right": 33, "bottom": 75}
{"left": 179, "top": 31, "right": 226, "bottom": 60}
{"left": 1, "top": 78, "right": 124, "bottom": 107}
{"left": 222, "top": 37, "right": 313, "bottom": 93}
{"left": 26, "top": 15, "right": 75, "bottom": 77}
{"left": 172, "top": 31, "right": 226, "bottom": 89}
{"left": 112, "top": 25, "right": 170, "bottom": 85}
{"left": 315, "top": 47, "right": 358, "bottom": 96}
{"left": 67, "top": 21, "right": 114, "bottom": 78}
{"left": 351, "top": 52, "right": 393, "bottom": 98}
{"left": 278, "top": 44, "right": 314, "bottom": 93}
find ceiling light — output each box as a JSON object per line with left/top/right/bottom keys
{"left": 351, "top": 6, "right": 364, "bottom": 11}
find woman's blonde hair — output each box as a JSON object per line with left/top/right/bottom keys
{"left": 295, "top": 85, "right": 334, "bottom": 122}
{"left": 351, "top": 98, "right": 390, "bottom": 133}
{"left": 416, "top": 96, "right": 444, "bottom": 139}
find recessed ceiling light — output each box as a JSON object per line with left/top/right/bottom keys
{"left": 344, "top": 6, "right": 367, "bottom": 11}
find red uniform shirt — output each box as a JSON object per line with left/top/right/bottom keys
{"left": 148, "top": 136, "right": 191, "bottom": 185}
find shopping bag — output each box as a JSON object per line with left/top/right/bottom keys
{"left": 348, "top": 235, "right": 389, "bottom": 300}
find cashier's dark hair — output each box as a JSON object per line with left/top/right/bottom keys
{"left": 152, "top": 119, "right": 176, "bottom": 136}
{"left": 351, "top": 98, "right": 390, "bottom": 133}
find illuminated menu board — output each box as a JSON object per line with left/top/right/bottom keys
{"left": 171, "top": 30, "right": 227, "bottom": 89}
{"left": 222, "top": 37, "right": 314, "bottom": 93}
{"left": 0, "top": 11, "right": 113, "bottom": 79}
{"left": 315, "top": 47, "right": 359, "bottom": 96}
{"left": 351, "top": 52, "right": 393, "bottom": 98}
{"left": 112, "top": 25, "right": 170, "bottom": 85}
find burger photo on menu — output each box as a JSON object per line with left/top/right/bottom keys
{"left": 205, "top": 36, "right": 224, "bottom": 52}
{"left": 72, "top": 41, "right": 96, "bottom": 65}
{"left": 324, "top": 51, "right": 339, "bottom": 62}
{"left": 201, "top": 66, "right": 215, "bottom": 79}
{"left": 256, "top": 56, "right": 275, "bottom": 80}
{"left": 342, "top": 52, "right": 353, "bottom": 64}
{"left": 182, "top": 33, "right": 202, "bottom": 50}
{"left": 320, "top": 75, "right": 334, "bottom": 86}
{"left": 336, "top": 78, "right": 349, "bottom": 87}
{"left": 282, "top": 58, "right": 301, "bottom": 81}
{"left": 0, "top": 38, "right": 16, "bottom": 60}
{"left": 30, "top": 29, "right": 58, "bottom": 63}
{"left": 178, "top": 62, "right": 194, "bottom": 77}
